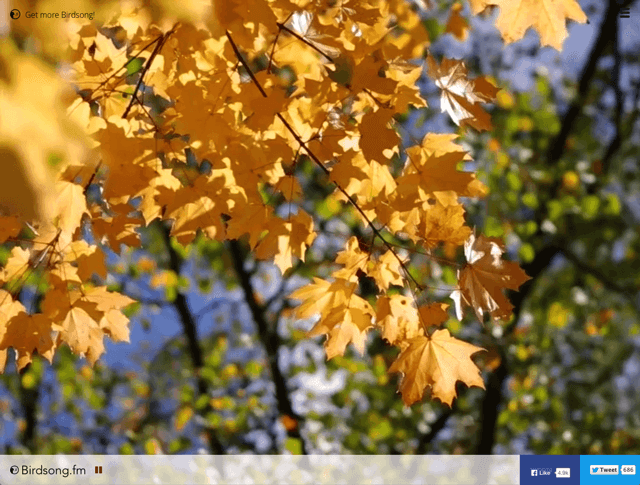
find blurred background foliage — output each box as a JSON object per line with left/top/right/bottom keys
{"left": 1, "top": 0, "right": 639, "bottom": 455}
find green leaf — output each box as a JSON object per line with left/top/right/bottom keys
{"left": 284, "top": 437, "right": 303, "bottom": 455}
{"left": 369, "top": 418, "right": 393, "bottom": 441}
{"left": 603, "top": 193, "right": 620, "bottom": 215}
{"left": 126, "top": 57, "right": 145, "bottom": 76}
{"left": 195, "top": 394, "right": 209, "bottom": 411}
{"left": 422, "top": 18, "right": 444, "bottom": 41}
{"left": 507, "top": 172, "right": 522, "bottom": 191}
{"left": 581, "top": 195, "right": 600, "bottom": 220}
{"left": 120, "top": 442, "right": 135, "bottom": 454}
{"left": 522, "top": 192, "right": 538, "bottom": 209}
{"left": 485, "top": 216, "right": 504, "bottom": 237}
{"left": 519, "top": 243, "right": 535, "bottom": 263}
{"left": 547, "top": 200, "right": 563, "bottom": 221}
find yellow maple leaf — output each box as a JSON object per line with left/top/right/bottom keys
{"left": 290, "top": 276, "right": 373, "bottom": 357}
{"left": 308, "top": 297, "right": 375, "bottom": 359}
{"left": 369, "top": 250, "right": 404, "bottom": 291}
{"left": 451, "top": 233, "right": 532, "bottom": 322}
{"left": 446, "top": 3, "right": 470, "bottom": 41}
{"left": 90, "top": 204, "right": 142, "bottom": 253}
{"left": 254, "top": 211, "right": 316, "bottom": 274}
{"left": 136, "top": 168, "right": 182, "bottom": 226}
{"left": 473, "top": 0, "right": 587, "bottom": 50}
{"left": 333, "top": 236, "right": 369, "bottom": 280}
{"left": 0, "top": 216, "right": 22, "bottom": 244}
{"left": 63, "top": 240, "right": 108, "bottom": 280}
{"left": 242, "top": 83, "right": 289, "bottom": 131}
{"left": 54, "top": 181, "right": 88, "bottom": 237}
{"left": 0, "top": 43, "right": 87, "bottom": 228}
{"left": 226, "top": 202, "right": 274, "bottom": 249}
{"left": 0, "top": 290, "right": 27, "bottom": 339}
{"left": 389, "top": 330, "right": 485, "bottom": 406}
{"left": 289, "top": 277, "right": 356, "bottom": 320}
{"left": 0, "top": 293, "right": 56, "bottom": 372}
{"left": 48, "top": 260, "right": 83, "bottom": 288}
{"left": 468, "top": 0, "right": 492, "bottom": 14}
{"left": 59, "top": 305, "right": 105, "bottom": 366}
{"left": 79, "top": 286, "right": 136, "bottom": 313}
{"left": 399, "top": 149, "right": 486, "bottom": 198}
{"left": 426, "top": 54, "right": 499, "bottom": 131}
{"left": 417, "top": 200, "right": 472, "bottom": 249}
{"left": 73, "top": 286, "right": 134, "bottom": 344}
{"left": 417, "top": 133, "right": 473, "bottom": 160}
{"left": 100, "top": 309, "right": 131, "bottom": 343}
{"left": 359, "top": 108, "right": 399, "bottom": 164}
{"left": 377, "top": 294, "right": 420, "bottom": 346}
{"left": 1, "top": 247, "right": 31, "bottom": 285}
{"left": 0, "top": 313, "right": 56, "bottom": 371}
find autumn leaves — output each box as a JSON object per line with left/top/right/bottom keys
{"left": 0, "top": 0, "right": 587, "bottom": 408}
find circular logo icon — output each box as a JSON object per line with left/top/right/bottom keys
{"left": 10, "top": 9, "right": 21, "bottom": 19}
{"left": 10, "top": 465, "right": 19, "bottom": 474}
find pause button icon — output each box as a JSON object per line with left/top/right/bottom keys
{"left": 95, "top": 466, "right": 103, "bottom": 474}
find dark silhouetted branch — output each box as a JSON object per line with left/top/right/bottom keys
{"left": 160, "top": 223, "right": 224, "bottom": 454}
{"left": 228, "top": 239, "right": 307, "bottom": 454}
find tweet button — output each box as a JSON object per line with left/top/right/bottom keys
{"left": 590, "top": 465, "right": 618, "bottom": 475}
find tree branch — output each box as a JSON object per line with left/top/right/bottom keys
{"left": 416, "top": 403, "right": 457, "bottom": 454}
{"left": 475, "top": 0, "right": 634, "bottom": 453}
{"left": 559, "top": 245, "right": 638, "bottom": 300}
{"left": 546, "top": 0, "right": 628, "bottom": 171}
{"left": 225, "top": 30, "right": 424, "bottom": 293}
{"left": 159, "top": 223, "right": 224, "bottom": 454}
{"left": 18, "top": 370, "right": 39, "bottom": 452}
{"left": 228, "top": 239, "right": 307, "bottom": 454}
{"left": 122, "top": 25, "right": 177, "bottom": 119}
{"left": 275, "top": 22, "right": 335, "bottom": 64}
{"left": 475, "top": 244, "right": 562, "bottom": 453}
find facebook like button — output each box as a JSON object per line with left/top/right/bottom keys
{"left": 590, "top": 465, "right": 619, "bottom": 475}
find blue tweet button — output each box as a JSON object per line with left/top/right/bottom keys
{"left": 581, "top": 456, "right": 639, "bottom": 484}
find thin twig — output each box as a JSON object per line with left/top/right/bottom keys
{"left": 276, "top": 22, "right": 334, "bottom": 64}
{"left": 82, "top": 34, "right": 166, "bottom": 107}
{"left": 268, "top": 13, "right": 294, "bottom": 74}
{"left": 122, "top": 25, "right": 177, "bottom": 119}
{"left": 225, "top": 30, "right": 424, "bottom": 292}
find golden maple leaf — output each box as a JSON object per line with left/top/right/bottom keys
{"left": 312, "top": 301, "right": 374, "bottom": 359}
{"left": 446, "top": 3, "right": 470, "bottom": 41}
{"left": 1, "top": 313, "right": 56, "bottom": 371}
{"left": 289, "top": 277, "right": 355, "bottom": 320}
{"left": 290, "top": 277, "right": 374, "bottom": 358}
{"left": 377, "top": 294, "right": 421, "bottom": 346}
{"left": 426, "top": 54, "right": 499, "bottom": 131}
{"left": 368, "top": 250, "right": 404, "bottom": 291}
{"left": 451, "top": 233, "right": 532, "bottom": 322}
{"left": 254, "top": 211, "right": 316, "bottom": 274}
{"left": 389, "top": 330, "right": 485, "bottom": 406}
{"left": 359, "top": 108, "right": 399, "bottom": 164}
{"left": 333, "top": 236, "right": 369, "bottom": 280}
{"left": 469, "top": 0, "right": 587, "bottom": 50}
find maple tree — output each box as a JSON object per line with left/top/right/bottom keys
{"left": 0, "top": 0, "right": 592, "bottom": 412}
